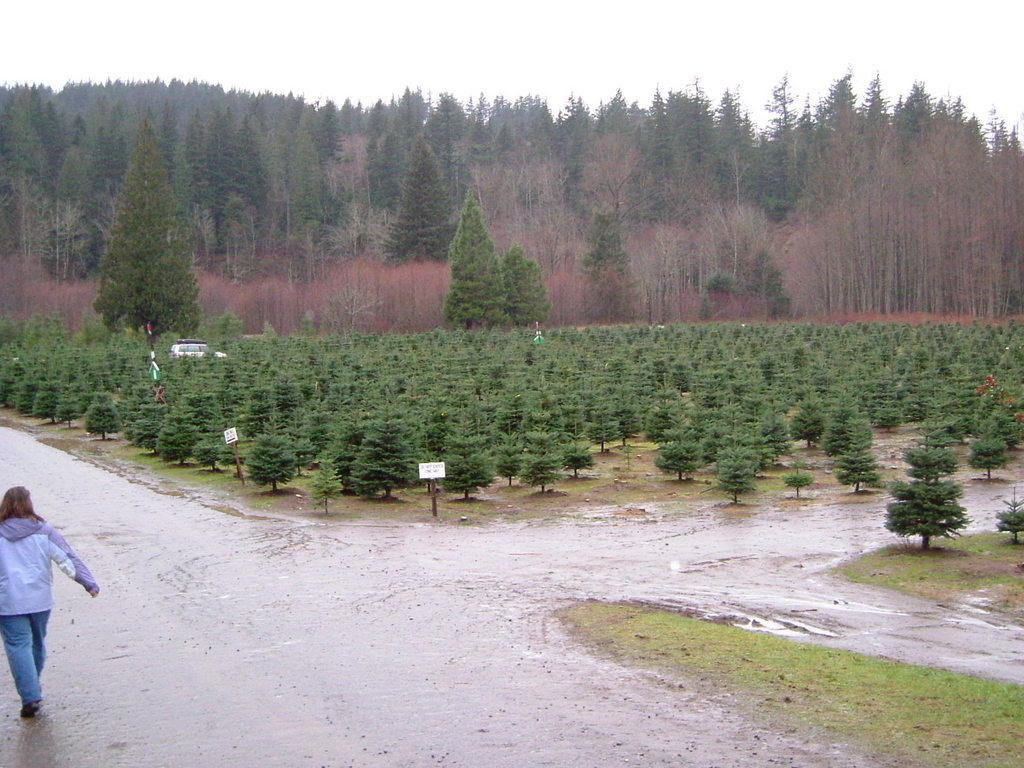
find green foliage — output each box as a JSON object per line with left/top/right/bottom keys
{"left": 783, "top": 471, "right": 814, "bottom": 497}
{"left": 968, "top": 435, "right": 1009, "bottom": 479}
{"left": 996, "top": 490, "right": 1024, "bottom": 544}
{"left": 442, "top": 434, "right": 496, "bottom": 499}
{"left": 32, "top": 381, "right": 60, "bottom": 422}
{"left": 443, "top": 191, "right": 505, "bottom": 329}
{"left": 156, "top": 408, "right": 198, "bottom": 464}
{"left": 2, "top": 80, "right": 1022, "bottom": 325}
{"left": 834, "top": 448, "right": 881, "bottom": 492}
{"left": 350, "top": 418, "right": 419, "bottom": 499}
{"left": 500, "top": 245, "right": 549, "bottom": 326}
{"left": 886, "top": 445, "right": 968, "bottom": 549}
{"left": 386, "top": 137, "right": 453, "bottom": 261}
{"left": 193, "top": 434, "right": 234, "bottom": 471}
{"left": 586, "top": 400, "right": 620, "bottom": 452}
{"left": 655, "top": 435, "right": 703, "bottom": 480}
{"left": 84, "top": 392, "right": 121, "bottom": 439}
{"left": 821, "top": 404, "right": 873, "bottom": 457}
{"left": 54, "top": 389, "right": 83, "bottom": 427}
{"left": 124, "top": 402, "right": 166, "bottom": 451}
{"left": 715, "top": 447, "right": 759, "bottom": 503}
{"left": 644, "top": 401, "right": 683, "bottom": 444}
{"left": 562, "top": 443, "right": 595, "bottom": 477}
{"left": 758, "top": 413, "right": 792, "bottom": 462}
{"left": 519, "top": 431, "right": 563, "bottom": 492}
{"left": 94, "top": 120, "right": 199, "bottom": 335}
{"left": 583, "top": 212, "right": 627, "bottom": 276}
{"left": 310, "top": 459, "right": 343, "bottom": 513}
{"left": 246, "top": 433, "right": 297, "bottom": 491}
{"left": 493, "top": 439, "right": 522, "bottom": 486}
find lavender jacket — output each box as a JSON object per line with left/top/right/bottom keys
{"left": 0, "top": 517, "right": 100, "bottom": 615}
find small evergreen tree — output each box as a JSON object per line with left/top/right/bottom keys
{"left": 32, "top": 381, "right": 61, "bottom": 422}
{"left": 968, "top": 435, "right": 1009, "bottom": 480}
{"left": 125, "top": 402, "right": 166, "bottom": 452}
{"left": 350, "top": 418, "right": 419, "bottom": 499}
{"left": 996, "top": 489, "right": 1024, "bottom": 544}
{"left": 834, "top": 447, "right": 881, "bottom": 492}
{"left": 562, "top": 443, "right": 595, "bottom": 478}
{"left": 493, "top": 439, "right": 522, "bottom": 486}
{"left": 886, "top": 444, "right": 968, "bottom": 550}
{"left": 644, "top": 402, "right": 683, "bottom": 444}
{"left": 759, "top": 413, "right": 792, "bottom": 463}
{"left": 783, "top": 470, "right": 814, "bottom": 497}
{"left": 654, "top": 435, "right": 703, "bottom": 480}
{"left": 310, "top": 458, "right": 343, "bottom": 513}
{"left": 193, "top": 434, "right": 234, "bottom": 471}
{"left": 84, "top": 392, "right": 121, "bottom": 440}
{"left": 323, "top": 419, "right": 365, "bottom": 493}
{"left": 586, "top": 400, "right": 620, "bottom": 452}
{"left": 519, "top": 431, "right": 563, "bottom": 492}
{"left": 821, "top": 404, "right": 873, "bottom": 457}
{"left": 55, "top": 389, "right": 82, "bottom": 428}
{"left": 715, "top": 447, "right": 759, "bottom": 503}
{"left": 14, "top": 378, "right": 39, "bottom": 415}
{"left": 247, "top": 433, "right": 298, "bottom": 492}
{"left": 790, "top": 399, "right": 826, "bottom": 447}
{"left": 156, "top": 408, "right": 198, "bottom": 464}
{"left": 443, "top": 434, "right": 496, "bottom": 499}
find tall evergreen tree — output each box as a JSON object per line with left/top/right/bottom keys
{"left": 500, "top": 245, "right": 549, "bottom": 326}
{"left": 582, "top": 212, "right": 633, "bottom": 322}
{"left": 443, "top": 191, "right": 505, "bottom": 328}
{"left": 94, "top": 120, "right": 199, "bottom": 334}
{"left": 386, "top": 137, "right": 452, "bottom": 261}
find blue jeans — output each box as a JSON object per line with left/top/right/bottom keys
{"left": 0, "top": 611, "right": 51, "bottom": 705}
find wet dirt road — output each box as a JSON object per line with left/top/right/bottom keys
{"left": 1, "top": 426, "right": 1022, "bottom": 768}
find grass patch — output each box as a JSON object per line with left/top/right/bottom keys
{"left": 839, "top": 533, "right": 1024, "bottom": 613}
{"left": 560, "top": 601, "right": 1024, "bottom": 768}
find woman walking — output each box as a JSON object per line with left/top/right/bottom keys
{"left": 0, "top": 486, "right": 99, "bottom": 717}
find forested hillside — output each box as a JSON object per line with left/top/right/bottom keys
{"left": 1, "top": 77, "right": 1022, "bottom": 332}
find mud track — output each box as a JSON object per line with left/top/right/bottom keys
{"left": 1, "top": 426, "right": 1022, "bottom": 767}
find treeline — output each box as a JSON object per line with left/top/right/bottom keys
{"left": 1, "top": 77, "right": 1023, "bottom": 330}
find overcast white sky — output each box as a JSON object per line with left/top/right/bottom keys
{"left": 5, "top": 1, "right": 1022, "bottom": 131}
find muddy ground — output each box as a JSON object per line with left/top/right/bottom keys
{"left": 1, "top": 424, "right": 1023, "bottom": 768}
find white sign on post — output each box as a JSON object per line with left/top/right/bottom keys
{"left": 223, "top": 427, "right": 239, "bottom": 445}
{"left": 418, "top": 462, "right": 446, "bottom": 479}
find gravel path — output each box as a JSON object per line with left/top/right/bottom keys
{"left": 1, "top": 426, "right": 1021, "bottom": 767}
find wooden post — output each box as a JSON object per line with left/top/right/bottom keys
{"left": 233, "top": 443, "right": 245, "bottom": 485}
{"left": 224, "top": 427, "right": 244, "bottom": 484}
{"left": 419, "top": 463, "right": 445, "bottom": 517}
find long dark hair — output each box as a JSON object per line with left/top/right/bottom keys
{"left": 0, "top": 487, "right": 44, "bottom": 522}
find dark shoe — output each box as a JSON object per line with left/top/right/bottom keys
{"left": 20, "top": 701, "right": 40, "bottom": 718}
